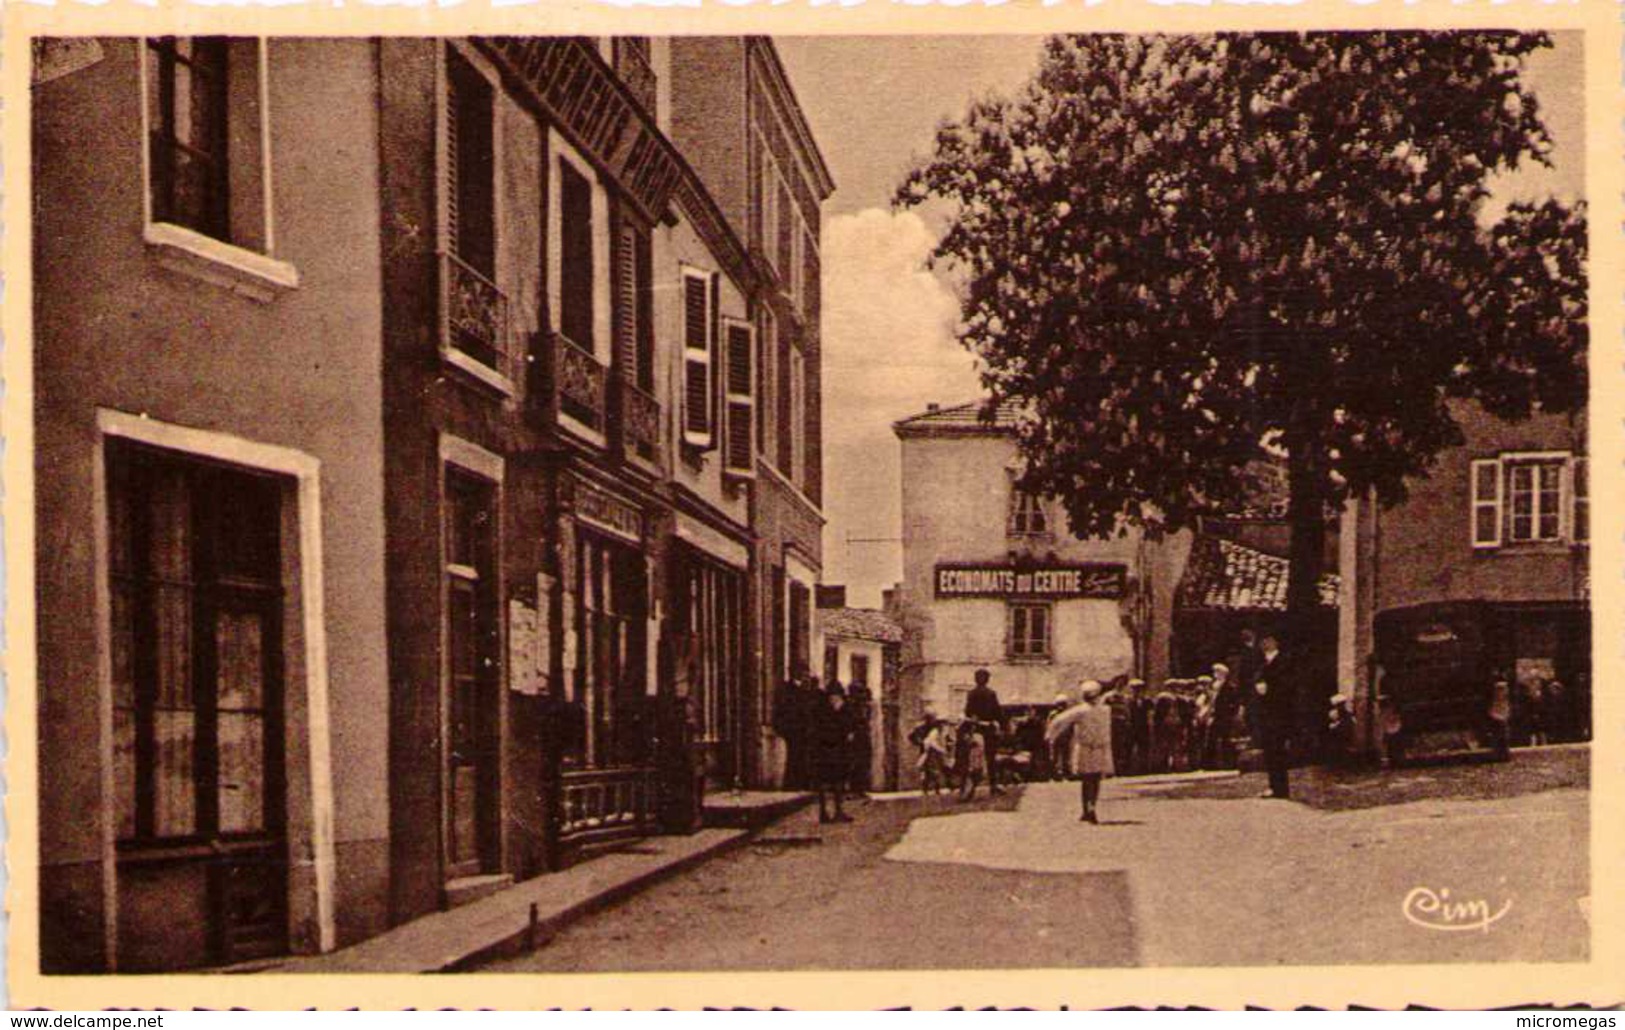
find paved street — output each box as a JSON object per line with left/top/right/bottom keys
{"left": 484, "top": 747, "right": 1588, "bottom": 972}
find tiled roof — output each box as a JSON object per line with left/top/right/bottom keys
{"left": 893, "top": 399, "right": 1027, "bottom": 435}
{"left": 820, "top": 607, "right": 904, "bottom": 645}
{"left": 1177, "top": 534, "right": 1339, "bottom": 612}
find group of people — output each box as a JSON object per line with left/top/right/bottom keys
{"left": 910, "top": 669, "right": 1012, "bottom": 801}
{"left": 909, "top": 630, "right": 1303, "bottom": 819}
{"left": 773, "top": 672, "right": 875, "bottom": 824}
{"left": 1508, "top": 674, "right": 1589, "bottom": 747}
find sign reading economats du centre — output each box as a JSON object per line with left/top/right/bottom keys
{"left": 933, "top": 563, "right": 1128, "bottom": 601}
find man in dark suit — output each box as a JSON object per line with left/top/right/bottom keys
{"left": 963, "top": 668, "right": 1006, "bottom": 794}
{"left": 1253, "top": 634, "right": 1295, "bottom": 799}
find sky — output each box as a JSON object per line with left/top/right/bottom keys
{"left": 775, "top": 34, "right": 1586, "bottom": 610}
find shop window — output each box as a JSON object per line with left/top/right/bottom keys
{"left": 107, "top": 441, "right": 285, "bottom": 844}
{"left": 1007, "top": 602, "right": 1052, "bottom": 660}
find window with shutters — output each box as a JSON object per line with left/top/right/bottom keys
{"left": 723, "top": 320, "right": 756, "bottom": 478}
{"left": 1469, "top": 452, "right": 1585, "bottom": 550}
{"left": 681, "top": 268, "right": 715, "bottom": 450}
{"left": 1507, "top": 458, "right": 1564, "bottom": 544}
{"left": 611, "top": 214, "right": 654, "bottom": 389}
{"left": 440, "top": 46, "right": 508, "bottom": 382}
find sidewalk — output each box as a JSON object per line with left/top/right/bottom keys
{"left": 261, "top": 828, "right": 750, "bottom": 974}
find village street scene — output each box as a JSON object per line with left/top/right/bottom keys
{"left": 26, "top": 30, "right": 1589, "bottom": 980}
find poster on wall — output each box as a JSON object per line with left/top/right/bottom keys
{"left": 508, "top": 600, "right": 542, "bottom": 696}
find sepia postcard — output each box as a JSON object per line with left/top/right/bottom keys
{"left": 3, "top": 0, "right": 1622, "bottom": 1011}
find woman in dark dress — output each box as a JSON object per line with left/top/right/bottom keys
{"left": 812, "top": 683, "right": 857, "bottom": 823}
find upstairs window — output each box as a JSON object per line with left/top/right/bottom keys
{"left": 1009, "top": 489, "right": 1049, "bottom": 537}
{"left": 789, "top": 346, "right": 806, "bottom": 487}
{"left": 145, "top": 37, "right": 268, "bottom": 251}
{"left": 559, "top": 159, "right": 596, "bottom": 352}
{"left": 1470, "top": 452, "right": 1584, "bottom": 550}
{"left": 723, "top": 320, "right": 756, "bottom": 477}
{"left": 1008, "top": 603, "right": 1052, "bottom": 660}
{"left": 1508, "top": 459, "right": 1563, "bottom": 543}
{"left": 445, "top": 48, "right": 495, "bottom": 281}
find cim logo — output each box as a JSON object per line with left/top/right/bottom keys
{"left": 1402, "top": 886, "right": 1513, "bottom": 933}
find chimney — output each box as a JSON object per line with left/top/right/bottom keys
{"left": 926, "top": 402, "right": 940, "bottom": 412}
{"left": 816, "top": 584, "right": 847, "bottom": 610}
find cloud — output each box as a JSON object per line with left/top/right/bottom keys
{"left": 819, "top": 207, "right": 981, "bottom": 607}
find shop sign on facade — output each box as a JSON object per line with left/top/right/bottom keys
{"left": 933, "top": 562, "right": 1128, "bottom": 600}
{"left": 569, "top": 477, "right": 644, "bottom": 544}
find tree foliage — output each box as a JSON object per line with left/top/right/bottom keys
{"left": 897, "top": 32, "right": 1586, "bottom": 647}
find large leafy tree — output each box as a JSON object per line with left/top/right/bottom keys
{"left": 898, "top": 32, "right": 1587, "bottom": 659}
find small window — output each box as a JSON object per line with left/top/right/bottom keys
{"left": 1008, "top": 603, "right": 1052, "bottom": 660}
{"left": 145, "top": 37, "right": 267, "bottom": 251}
{"left": 1009, "top": 490, "right": 1049, "bottom": 537}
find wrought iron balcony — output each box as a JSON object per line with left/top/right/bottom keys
{"left": 440, "top": 250, "right": 508, "bottom": 376}
{"left": 612, "top": 376, "right": 662, "bottom": 466}
{"left": 536, "top": 330, "right": 608, "bottom": 434}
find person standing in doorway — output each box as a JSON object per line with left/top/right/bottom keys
{"left": 812, "top": 683, "right": 856, "bottom": 823}
{"left": 1047, "top": 680, "right": 1116, "bottom": 823}
{"left": 1254, "top": 634, "right": 1295, "bottom": 799}
{"left": 964, "top": 668, "right": 1006, "bottom": 795}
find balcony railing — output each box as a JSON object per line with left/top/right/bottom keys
{"left": 539, "top": 331, "right": 608, "bottom": 434}
{"left": 441, "top": 251, "right": 508, "bottom": 376}
{"left": 613, "top": 376, "right": 662, "bottom": 466}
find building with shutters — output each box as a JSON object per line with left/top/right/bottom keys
{"left": 670, "top": 38, "right": 835, "bottom": 788}
{"left": 31, "top": 33, "right": 827, "bottom": 973}
{"left": 1335, "top": 400, "right": 1591, "bottom": 757}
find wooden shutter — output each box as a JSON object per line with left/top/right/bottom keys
{"left": 681, "top": 271, "right": 713, "bottom": 448}
{"left": 612, "top": 217, "right": 639, "bottom": 379}
{"left": 444, "top": 51, "right": 460, "bottom": 257}
{"left": 1471, "top": 458, "right": 1503, "bottom": 549}
{"left": 1571, "top": 456, "right": 1588, "bottom": 544}
{"left": 723, "top": 321, "right": 755, "bottom": 477}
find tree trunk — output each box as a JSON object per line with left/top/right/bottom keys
{"left": 1284, "top": 436, "right": 1327, "bottom": 755}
